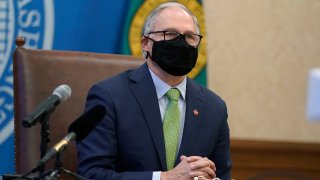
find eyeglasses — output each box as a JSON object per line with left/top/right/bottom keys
{"left": 147, "top": 31, "right": 203, "bottom": 47}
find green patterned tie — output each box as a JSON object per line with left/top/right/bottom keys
{"left": 163, "top": 88, "right": 180, "bottom": 170}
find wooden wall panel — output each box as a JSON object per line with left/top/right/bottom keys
{"left": 231, "top": 139, "right": 320, "bottom": 180}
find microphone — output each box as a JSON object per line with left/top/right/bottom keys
{"left": 22, "top": 84, "right": 72, "bottom": 128}
{"left": 36, "top": 105, "right": 106, "bottom": 168}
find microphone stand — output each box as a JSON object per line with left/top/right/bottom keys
{"left": 16, "top": 103, "right": 94, "bottom": 179}
{"left": 11, "top": 117, "right": 51, "bottom": 179}
{"left": 39, "top": 116, "right": 51, "bottom": 174}
{"left": 17, "top": 144, "right": 87, "bottom": 180}
{"left": 38, "top": 152, "right": 88, "bottom": 180}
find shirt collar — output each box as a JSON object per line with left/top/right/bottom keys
{"left": 149, "top": 69, "right": 186, "bottom": 100}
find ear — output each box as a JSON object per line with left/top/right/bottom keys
{"left": 141, "top": 36, "right": 151, "bottom": 52}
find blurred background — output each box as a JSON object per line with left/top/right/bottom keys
{"left": 205, "top": 0, "right": 320, "bottom": 143}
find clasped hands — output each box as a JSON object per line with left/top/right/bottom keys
{"left": 161, "top": 155, "right": 217, "bottom": 180}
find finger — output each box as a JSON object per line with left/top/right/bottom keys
{"left": 189, "top": 171, "right": 216, "bottom": 179}
{"left": 192, "top": 166, "right": 216, "bottom": 178}
{"left": 186, "top": 156, "right": 203, "bottom": 162}
{"left": 180, "top": 155, "right": 188, "bottom": 161}
{"left": 190, "top": 158, "right": 213, "bottom": 170}
{"left": 203, "top": 157, "right": 216, "bottom": 171}
{"left": 203, "top": 167, "right": 216, "bottom": 179}
{"left": 193, "top": 169, "right": 216, "bottom": 179}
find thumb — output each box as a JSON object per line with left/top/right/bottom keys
{"left": 180, "top": 155, "right": 187, "bottom": 161}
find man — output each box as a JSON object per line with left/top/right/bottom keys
{"left": 77, "top": 2, "right": 232, "bottom": 180}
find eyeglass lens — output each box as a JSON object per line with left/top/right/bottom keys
{"left": 164, "top": 32, "right": 201, "bottom": 46}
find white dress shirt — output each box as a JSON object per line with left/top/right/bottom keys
{"left": 149, "top": 69, "right": 187, "bottom": 180}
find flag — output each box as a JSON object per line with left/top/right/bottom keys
{"left": 0, "top": 0, "right": 206, "bottom": 174}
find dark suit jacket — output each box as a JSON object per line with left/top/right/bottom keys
{"left": 77, "top": 63, "right": 232, "bottom": 180}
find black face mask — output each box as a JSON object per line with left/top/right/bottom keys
{"left": 147, "top": 36, "right": 198, "bottom": 76}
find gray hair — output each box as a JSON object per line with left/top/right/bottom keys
{"left": 142, "top": 2, "right": 200, "bottom": 58}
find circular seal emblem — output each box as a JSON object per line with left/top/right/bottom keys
{"left": 129, "top": 0, "right": 207, "bottom": 79}
{"left": 0, "top": 0, "right": 54, "bottom": 145}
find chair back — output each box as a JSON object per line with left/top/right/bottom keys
{"left": 13, "top": 37, "right": 143, "bottom": 174}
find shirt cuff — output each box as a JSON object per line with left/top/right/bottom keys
{"left": 152, "top": 171, "right": 161, "bottom": 180}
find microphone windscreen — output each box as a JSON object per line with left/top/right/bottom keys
{"left": 53, "top": 84, "right": 72, "bottom": 102}
{"left": 68, "top": 105, "right": 106, "bottom": 141}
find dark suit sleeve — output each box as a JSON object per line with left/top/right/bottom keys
{"left": 76, "top": 84, "right": 153, "bottom": 180}
{"left": 210, "top": 100, "right": 232, "bottom": 180}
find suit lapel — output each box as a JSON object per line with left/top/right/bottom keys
{"left": 176, "top": 79, "right": 206, "bottom": 162}
{"left": 128, "top": 63, "right": 167, "bottom": 170}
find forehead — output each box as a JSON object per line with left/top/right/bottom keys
{"left": 153, "top": 7, "right": 196, "bottom": 33}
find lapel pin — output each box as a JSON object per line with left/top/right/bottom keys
{"left": 193, "top": 109, "right": 199, "bottom": 116}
